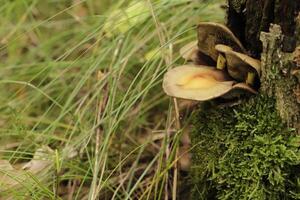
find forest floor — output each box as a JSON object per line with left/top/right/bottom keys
{"left": 0, "top": 0, "right": 223, "bottom": 199}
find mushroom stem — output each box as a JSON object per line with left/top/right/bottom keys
{"left": 217, "top": 54, "right": 226, "bottom": 70}
{"left": 246, "top": 72, "right": 255, "bottom": 85}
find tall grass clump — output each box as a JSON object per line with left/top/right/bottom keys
{"left": 0, "top": 0, "right": 224, "bottom": 199}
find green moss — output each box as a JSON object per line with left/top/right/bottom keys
{"left": 190, "top": 95, "right": 300, "bottom": 200}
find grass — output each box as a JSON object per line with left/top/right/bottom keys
{"left": 0, "top": 0, "right": 224, "bottom": 199}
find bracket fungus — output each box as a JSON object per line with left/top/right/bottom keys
{"left": 162, "top": 22, "right": 261, "bottom": 103}
{"left": 215, "top": 44, "right": 261, "bottom": 85}
{"left": 197, "top": 22, "right": 246, "bottom": 61}
{"left": 215, "top": 44, "right": 233, "bottom": 70}
{"left": 227, "top": 82, "right": 258, "bottom": 96}
{"left": 163, "top": 65, "right": 256, "bottom": 101}
{"left": 180, "top": 40, "right": 216, "bottom": 66}
{"left": 224, "top": 50, "right": 261, "bottom": 85}
{"left": 180, "top": 41, "right": 198, "bottom": 62}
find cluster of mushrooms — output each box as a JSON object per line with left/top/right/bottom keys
{"left": 163, "top": 22, "right": 261, "bottom": 101}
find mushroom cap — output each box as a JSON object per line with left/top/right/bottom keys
{"left": 232, "top": 83, "right": 258, "bottom": 94}
{"left": 197, "top": 22, "right": 246, "bottom": 61}
{"left": 215, "top": 44, "right": 233, "bottom": 54}
{"left": 218, "top": 83, "right": 258, "bottom": 99}
{"left": 180, "top": 41, "right": 216, "bottom": 66}
{"left": 163, "top": 65, "right": 235, "bottom": 101}
{"left": 180, "top": 41, "right": 198, "bottom": 61}
{"left": 225, "top": 50, "right": 261, "bottom": 81}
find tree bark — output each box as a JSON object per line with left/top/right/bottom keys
{"left": 227, "top": 0, "right": 300, "bottom": 129}
{"left": 227, "top": 0, "right": 300, "bottom": 57}
{"left": 190, "top": 1, "right": 300, "bottom": 199}
{"left": 260, "top": 24, "right": 300, "bottom": 129}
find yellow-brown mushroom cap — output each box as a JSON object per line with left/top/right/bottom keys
{"left": 163, "top": 65, "right": 235, "bottom": 101}
{"left": 215, "top": 44, "right": 233, "bottom": 54}
{"left": 180, "top": 41, "right": 216, "bottom": 66}
{"left": 232, "top": 83, "right": 258, "bottom": 94}
{"left": 220, "top": 82, "right": 258, "bottom": 99}
{"left": 180, "top": 41, "right": 198, "bottom": 61}
{"left": 197, "top": 22, "right": 246, "bottom": 61}
{"left": 225, "top": 50, "right": 261, "bottom": 82}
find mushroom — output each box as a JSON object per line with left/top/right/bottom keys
{"left": 163, "top": 65, "right": 255, "bottom": 101}
{"left": 215, "top": 44, "right": 233, "bottom": 54}
{"left": 215, "top": 44, "right": 261, "bottom": 86}
{"left": 224, "top": 50, "right": 261, "bottom": 85}
{"left": 215, "top": 44, "right": 233, "bottom": 70}
{"left": 232, "top": 83, "right": 258, "bottom": 94}
{"left": 197, "top": 22, "right": 246, "bottom": 62}
{"left": 180, "top": 41, "right": 198, "bottom": 61}
{"left": 180, "top": 40, "right": 216, "bottom": 66}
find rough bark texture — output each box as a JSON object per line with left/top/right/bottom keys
{"left": 260, "top": 24, "right": 300, "bottom": 129}
{"left": 227, "top": 0, "right": 300, "bottom": 57}
{"left": 226, "top": 0, "right": 300, "bottom": 128}
{"left": 190, "top": 0, "right": 300, "bottom": 199}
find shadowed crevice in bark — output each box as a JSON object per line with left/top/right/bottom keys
{"left": 227, "top": 0, "right": 300, "bottom": 57}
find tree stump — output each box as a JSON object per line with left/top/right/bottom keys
{"left": 190, "top": 1, "right": 300, "bottom": 199}
{"left": 227, "top": 0, "right": 300, "bottom": 133}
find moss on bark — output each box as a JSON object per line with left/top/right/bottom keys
{"left": 190, "top": 95, "right": 300, "bottom": 199}
{"left": 189, "top": 1, "right": 300, "bottom": 198}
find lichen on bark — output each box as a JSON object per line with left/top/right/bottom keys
{"left": 260, "top": 24, "right": 300, "bottom": 129}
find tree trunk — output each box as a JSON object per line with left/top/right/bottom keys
{"left": 228, "top": 0, "right": 300, "bottom": 131}
{"left": 227, "top": 0, "right": 300, "bottom": 57}
{"left": 190, "top": 1, "right": 300, "bottom": 199}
